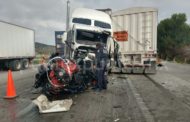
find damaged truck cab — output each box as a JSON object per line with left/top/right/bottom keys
{"left": 63, "top": 8, "right": 113, "bottom": 59}
{"left": 63, "top": 7, "right": 158, "bottom": 74}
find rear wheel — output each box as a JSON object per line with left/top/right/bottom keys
{"left": 22, "top": 59, "right": 29, "bottom": 69}
{"left": 10, "top": 60, "right": 22, "bottom": 71}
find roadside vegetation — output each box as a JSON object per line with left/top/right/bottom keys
{"left": 158, "top": 13, "right": 190, "bottom": 63}
{"left": 32, "top": 42, "right": 55, "bottom": 64}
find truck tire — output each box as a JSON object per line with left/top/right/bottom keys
{"left": 22, "top": 59, "right": 29, "bottom": 69}
{"left": 11, "top": 60, "right": 22, "bottom": 71}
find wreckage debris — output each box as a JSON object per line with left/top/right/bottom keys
{"left": 33, "top": 94, "right": 73, "bottom": 113}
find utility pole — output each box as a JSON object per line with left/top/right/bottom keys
{"left": 66, "top": 0, "right": 70, "bottom": 31}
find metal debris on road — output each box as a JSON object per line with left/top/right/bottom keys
{"left": 114, "top": 118, "right": 120, "bottom": 122}
{"left": 33, "top": 94, "right": 73, "bottom": 113}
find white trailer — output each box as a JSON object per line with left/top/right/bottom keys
{"left": 0, "top": 21, "right": 35, "bottom": 70}
{"left": 111, "top": 7, "right": 158, "bottom": 73}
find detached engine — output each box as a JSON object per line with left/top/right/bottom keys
{"left": 34, "top": 55, "right": 95, "bottom": 98}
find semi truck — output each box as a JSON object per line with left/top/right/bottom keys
{"left": 63, "top": 7, "right": 158, "bottom": 74}
{"left": 0, "top": 21, "right": 35, "bottom": 71}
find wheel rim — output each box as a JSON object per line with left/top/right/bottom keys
{"left": 24, "top": 61, "right": 29, "bottom": 68}
{"left": 16, "top": 61, "right": 21, "bottom": 70}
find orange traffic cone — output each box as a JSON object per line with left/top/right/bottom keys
{"left": 4, "top": 70, "right": 17, "bottom": 99}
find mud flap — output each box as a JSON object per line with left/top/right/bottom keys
{"left": 33, "top": 94, "right": 73, "bottom": 113}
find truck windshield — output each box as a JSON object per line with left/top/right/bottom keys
{"left": 72, "top": 18, "right": 91, "bottom": 25}
{"left": 76, "top": 30, "right": 109, "bottom": 44}
{"left": 94, "top": 20, "right": 111, "bottom": 29}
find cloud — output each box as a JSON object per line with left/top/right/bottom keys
{"left": 0, "top": 0, "right": 67, "bottom": 44}
{"left": 0, "top": 0, "right": 190, "bottom": 45}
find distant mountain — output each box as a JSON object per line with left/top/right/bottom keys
{"left": 35, "top": 42, "right": 55, "bottom": 55}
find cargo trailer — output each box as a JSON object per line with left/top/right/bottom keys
{"left": 0, "top": 21, "right": 35, "bottom": 70}
{"left": 111, "top": 7, "right": 158, "bottom": 73}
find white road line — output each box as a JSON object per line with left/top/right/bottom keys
{"left": 126, "top": 78, "right": 155, "bottom": 122}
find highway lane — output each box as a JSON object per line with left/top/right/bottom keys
{"left": 0, "top": 65, "right": 38, "bottom": 122}
{"left": 157, "top": 61, "right": 190, "bottom": 82}
{"left": 129, "top": 75, "right": 190, "bottom": 122}
{"left": 0, "top": 69, "right": 146, "bottom": 122}
{"left": 1, "top": 62, "right": 190, "bottom": 122}
{"left": 17, "top": 74, "right": 146, "bottom": 122}
{"left": 0, "top": 65, "right": 38, "bottom": 85}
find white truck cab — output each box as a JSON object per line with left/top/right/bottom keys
{"left": 64, "top": 8, "right": 113, "bottom": 59}
{"left": 70, "top": 8, "right": 112, "bottom": 33}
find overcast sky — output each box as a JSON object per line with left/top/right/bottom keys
{"left": 0, "top": 0, "right": 190, "bottom": 45}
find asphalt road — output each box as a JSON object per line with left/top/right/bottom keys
{"left": 0, "top": 62, "right": 190, "bottom": 122}
{"left": 129, "top": 75, "right": 190, "bottom": 122}
{"left": 0, "top": 65, "right": 38, "bottom": 85}
{"left": 157, "top": 61, "right": 190, "bottom": 82}
{"left": 0, "top": 66, "right": 38, "bottom": 122}
{"left": 0, "top": 69, "right": 145, "bottom": 122}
